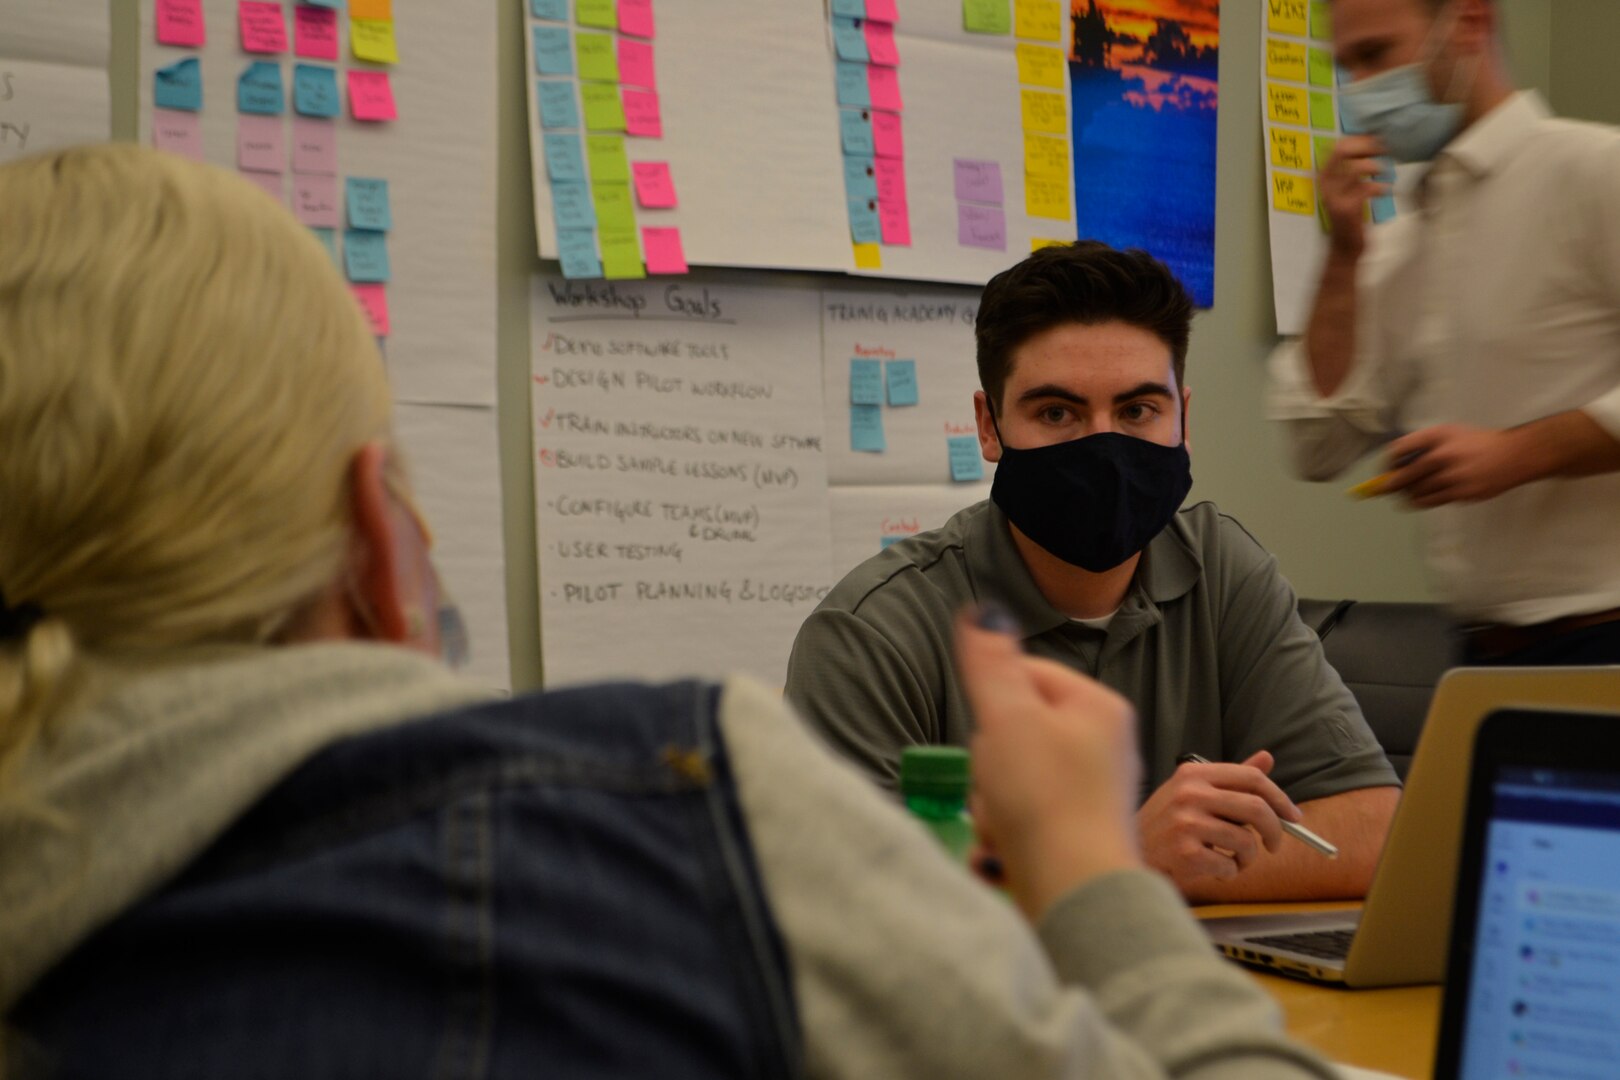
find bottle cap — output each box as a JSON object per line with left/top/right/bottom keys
{"left": 899, "top": 746, "right": 970, "bottom": 799}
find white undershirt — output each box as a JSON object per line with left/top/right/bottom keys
{"left": 1070, "top": 609, "right": 1118, "bottom": 633}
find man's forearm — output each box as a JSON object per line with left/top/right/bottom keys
{"left": 1302, "top": 251, "right": 1362, "bottom": 400}
{"left": 1182, "top": 786, "right": 1400, "bottom": 905}
{"left": 1512, "top": 409, "right": 1620, "bottom": 483}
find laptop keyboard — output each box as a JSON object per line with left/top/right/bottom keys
{"left": 1246, "top": 928, "right": 1356, "bottom": 960}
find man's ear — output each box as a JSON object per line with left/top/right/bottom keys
{"left": 974, "top": 390, "right": 1002, "bottom": 464}
{"left": 1180, "top": 386, "right": 1192, "bottom": 456}
{"left": 346, "top": 442, "right": 412, "bottom": 643}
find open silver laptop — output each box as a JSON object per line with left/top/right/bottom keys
{"left": 1202, "top": 667, "right": 1620, "bottom": 987}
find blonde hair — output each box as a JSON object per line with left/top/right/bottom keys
{"left": 0, "top": 144, "right": 394, "bottom": 795}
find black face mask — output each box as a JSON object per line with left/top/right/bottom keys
{"left": 990, "top": 424, "right": 1192, "bottom": 573}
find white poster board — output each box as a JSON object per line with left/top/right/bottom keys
{"left": 0, "top": 0, "right": 111, "bottom": 162}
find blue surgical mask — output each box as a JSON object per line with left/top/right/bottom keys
{"left": 1339, "top": 4, "right": 1476, "bottom": 163}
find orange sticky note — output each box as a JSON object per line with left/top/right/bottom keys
{"left": 642, "top": 227, "right": 688, "bottom": 274}
{"left": 350, "top": 0, "right": 392, "bottom": 18}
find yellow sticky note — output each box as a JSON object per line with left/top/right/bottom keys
{"left": 1309, "top": 90, "right": 1336, "bottom": 129}
{"left": 1013, "top": 0, "right": 1061, "bottom": 42}
{"left": 1020, "top": 89, "right": 1066, "bottom": 135}
{"left": 1309, "top": 47, "right": 1334, "bottom": 86}
{"left": 581, "top": 82, "right": 627, "bottom": 132}
{"left": 577, "top": 0, "right": 617, "bottom": 30}
{"left": 1266, "top": 39, "right": 1308, "bottom": 83}
{"left": 1016, "top": 43, "right": 1064, "bottom": 88}
{"left": 1267, "top": 0, "right": 1309, "bottom": 37}
{"left": 576, "top": 33, "right": 620, "bottom": 83}
{"left": 1024, "top": 132, "right": 1069, "bottom": 177}
{"left": 853, "top": 242, "right": 882, "bottom": 269}
{"left": 1312, "top": 134, "right": 1339, "bottom": 168}
{"left": 1269, "top": 127, "right": 1311, "bottom": 171}
{"left": 1026, "top": 175, "right": 1071, "bottom": 220}
{"left": 350, "top": 18, "right": 399, "bottom": 64}
{"left": 1266, "top": 83, "right": 1310, "bottom": 126}
{"left": 1031, "top": 237, "right": 1068, "bottom": 252}
{"left": 600, "top": 230, "right": 646, "bottom": 279}
{"left": 350, "top": 0, "right": 391, "bottom": 18}
{"left": 1272, "top": 172, "right": 1316, "bottom": 215}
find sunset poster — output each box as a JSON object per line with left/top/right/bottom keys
{"left": 1069, "top": 1, "right": 1220, "bottom": 306}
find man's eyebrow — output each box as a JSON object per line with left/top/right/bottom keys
{"left": 1113, "top": 381, "right": 1175, "bottom": 405}
{"left": 1016, "top": 383, "right": 1087, "bottom": 406}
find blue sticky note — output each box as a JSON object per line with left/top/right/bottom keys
{"left": 154, "top": 58, "right": 202, "bottom": 112}
{"left": 831, "top": 0, "right": 865, "bottom": 15}
{"left": 310, "top": 227, "right": 339, "bottom": 266}
{"left": 237, "top": 61, "right": 284, "bottom": 116}
{"left": 343, "top": 230, "right": 390, "bottom": 283}
{"left": 531, "top": 0, "right": 568, "bottom": 19}
{"left": 850, "top": 359, "right": 883, "bottom": 405}
{"left": 534, "top": 26, "right": 574, "bottom": 75}
{"left": 836, "top": 61, "right": 870, "bottom": 107}
{"left": 552, "top": 181, "right": 597, "bottom": 230}
{"left": 843, "top": 154, "right": 877, "bottom": 201}
{"left": 886, "top": 360, "right": 918, "bottom": 406}
{"left": 345, "top": 178, "right": 391, "bottom": 231}
{"left": 544, "top": 134, "right": 586, "bottom": 182}
{"left": 304, "top": 0, "right": 340, "bottom": 7}
{"left": 847, "top": 196, "right": 880, "bottom": 243}
{"left": 293, "top": 64, "right": 340, "bottom": 118}
{"left": 1370, "top": 194, "right": 1397, "bottom": 224}
{"left": 537, "top": 80, "right": 579, "bottom": 129}
{"left": 839, "top": 108, "right": 873, "bottom": 155}
{"left": 558, "top": 229, "right": 602, "bottom": 279}
{"left": 880, "top": 535, "right": 905, "bottom": 550}
{"left": 948, "top": 435, "right": 984, "bottom": 482}
{"left": 832, "top": 17, "right": 869, "bottom": 62}
{"left": 851, "top": 405, "right": 886, "bottom": 453}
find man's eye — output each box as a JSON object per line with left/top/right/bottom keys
{"left": 1040, "top": 406, "right": 1070, "bottom": 423}
{"left": 1121, "top": 402, "right": 1157, "bottom": 422}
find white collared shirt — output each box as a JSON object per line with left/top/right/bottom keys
{"left": 1269, "top": 92, "right": 1620, "bottom": 625}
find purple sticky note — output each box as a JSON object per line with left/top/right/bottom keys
{"left": 293, "top": 173, "right": 340, "bottom": 227}
{"left": 957, "top": 203, "right": 1007, "bottom": 251}
{"left": 237, "top": 113, "right": 285, "bottom": 173}
{"left": 156, "top": 0, "right": 207, "bottom": 46}
{"left": 347, "top": 71, "right": 396, "bottom": 121}
{"left": 290, "top": 115, "right": 337, "bottom": 174}
{"left": 953, "top": 158, "right": 1003, "bottom": 204}
{"left": 878, "top": 198, "right": 911, "bottom": 245}
{"left": 867, "top": 65, "right": 902, "bottom": 111}
{"left": 239, "top": 1, "right": 289, "bottom": 54}
{"left": 618, "top": 0, "right": 655, "bottom": 38}
{"left": 642, "top": 227, "right": 687, "bottom": 274}
{"left": 240, "top": 168, "right": 284, "bottom": 203}
{"left": 874, "top": 157, "right": 906, "bottom": 203}
{"left": 152, "top": 107, "right": 204, "bottom": 160}
{"left": 871, "top": 110, "right": 903, "bottom": 159}
{"left": 864, "top": 20, "right": 899, "bottom": 66}
{"left": 618, "top": 38, "right": 656, "bottom": 90}
{"left": 623, "top": 88, "right": 662, "bottom": 138}
{"left": 632, "top": 160, "right": 677, "bottom": 207}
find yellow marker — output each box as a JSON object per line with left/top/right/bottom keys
{"left": 1347, "top": 474, "right": 1393, "bottom": 499}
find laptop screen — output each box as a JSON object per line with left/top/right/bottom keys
{"left": 1454, "top": 766, "right": 1620, "bottom": 1078}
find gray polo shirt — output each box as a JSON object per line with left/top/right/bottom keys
{"left": 784, "top": 499, "right": 1398, "bottom": 804}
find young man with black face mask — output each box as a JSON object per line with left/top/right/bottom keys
{"left": 786, "top": 242, "right": 1401, "bottom": 904}
{"left": 1269, "top": 0, "right": 1620, "bottom": 664}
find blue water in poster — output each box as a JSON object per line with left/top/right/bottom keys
{"left": 1068, "top": 1, "right": 1220, "bottom": 307}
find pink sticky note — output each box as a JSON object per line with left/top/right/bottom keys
{"left": 865, "top": 0, "right": 899, "bottom": 23}
{"left": 957, "top": 203, "right": 1007, "bottom": 251}
{"left": 642, "top": 227, "right": 687, "bottom": 274}
{"left": 617, "top": 38, "right": 656, "bottom": 90}
{"left": 618, "top": 0, "right": 655, "bottom": 39}
{"left": 241, "top": 168, "right": 285, "bottom": 203}
{"left": 292, "top": 173, "right": 340, "bottom": 227}
{"left": 347, "top": 71, "right": 396, "bottom": 121}
{"left": 291, "top": 116, "right": 337, "bottom": 174}
{"left": 868, "top": 65, "right": 903, "bottom": 111}
{"left": 878, "top": 199, "right": 911, "bottom": 245}
{"left": 237, "top": 113, "right": 285, "bottom": 173}
{"left": 871, "top": 110, "right": 903, "bottom": 159}
{"left": 156, "top": 0, "right": 206, "bottom": 47}
{"left": 874, "top": 157, "right": 906, "bottom": 204}
{"left": 864, "top": 20, "right": 899, "bottom": 66}
{"left": 623, "top": 88, "right": 663, "bottom": 138}
{"left": 351, "top": 283, "right": 390, "bottom": 336}
{"left": 632, "top": 161, "right": 677, "bottom": 208}
{"left": 152, "top": 108, "right": 203, "bottom": 160}
{"left": 239, "top": 1, "right": 289, "bottom": 54}
{"left": 294, "top": 5, "right": 339, "bottom": 60}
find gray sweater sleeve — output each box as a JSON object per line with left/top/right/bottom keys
{"left": 719, "top": 677, "right": 1339, "bottom": 1080}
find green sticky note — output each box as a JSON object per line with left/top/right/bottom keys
{"left": 963, "top": 0, "right": 1010, "bottom": 34}
{"left": 581, "top": 82, "right": 626, "bottom": 131}
{"left": 600, "top": 230, "right": 645, "bottom": 279}
{"left": 1310, "top": 0, "right": 1332, "bottom": 40}
{"left": 585, "top": 134, "right": 630, "bottom": 183}
{"left": 1308, "top": 47, "right": 1333, "bottom": 87}
{"left": 591, "top": 182, "right": 637, "bottom": 233}
{"left": 577, "top": 0, "right": 617, "bottom": 29}
{"left": 1309, "top": 90, "right": 1336, "bottom": 130}
{"left": 576, "top": 33, "right": 620, "bottom": 82}
{"left": 1313, "top": 134, "right": 1338, "bottom": 169}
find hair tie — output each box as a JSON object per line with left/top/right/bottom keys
{"left": 0, "top": 588, "right": 45, "bottom": 642}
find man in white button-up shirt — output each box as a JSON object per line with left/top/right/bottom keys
{"left": 1269, "top": 0, "right": 1620, "bottom": 664}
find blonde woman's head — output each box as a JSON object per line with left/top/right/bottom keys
{"left": 0, "top": 144, "right": 412, "bottom": 781}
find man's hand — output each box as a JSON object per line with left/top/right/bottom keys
{"left": 1384, "top": 424, "right": 1536, "bottom": 508}
{"left": 1319, "top": 136, "right": 1389, "bottom": 259}
{"left": 1137, "top": 751, "right": 1304, "bottom": 895}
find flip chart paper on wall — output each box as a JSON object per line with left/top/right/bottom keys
{"left": 828, "top": 484, "right": 991, "bottom": 579}
{"left": 531, "top": 277, "right": 833, "bottom": 689}
{"left": 3, "top": 0, "right": 112, "bottom": 165}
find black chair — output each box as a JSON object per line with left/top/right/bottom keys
{"left": 1297, "top": 599, "right": 1457, "bottom": 780}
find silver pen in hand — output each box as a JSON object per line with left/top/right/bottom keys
{"left": 1178, "top": 754, "right": 1339, "bottom": 859}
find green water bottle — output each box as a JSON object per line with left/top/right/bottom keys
{"left": 900, "top": 746, "right": 975, "bottom": 865}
